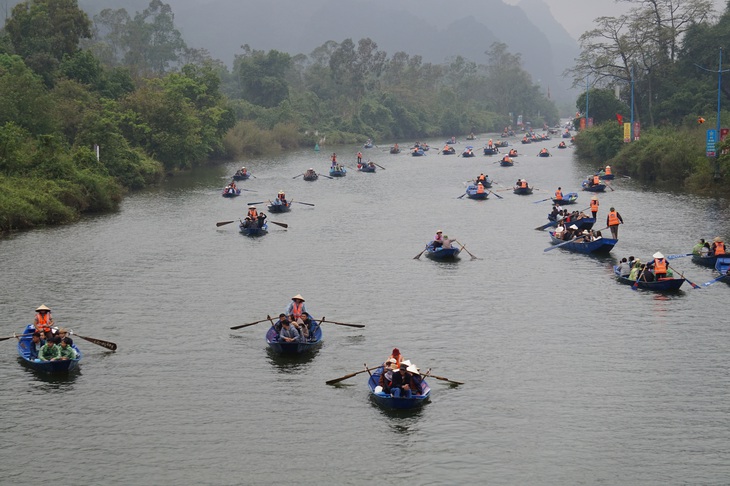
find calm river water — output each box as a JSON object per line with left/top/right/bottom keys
{"left": 1, "top": 135, "right": 729, "bottom": 485}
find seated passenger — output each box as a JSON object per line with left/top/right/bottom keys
{"left": 441, "top": 235, "right": 453, "bottom": 249}
{"left": 377, "top": 359, "right": 399, "bottom": 394}
{"left": 390, "top": 362, "right": 416, "bottom": 398}
{"left": 58, "top": 337, "right": 77, "bottom": 360}
{"left": 292, "top": 318, "right": 309, "bottom": 342}
{"left": 278, "top": 320, "right": 299, "bottom": 343}
{"left": 38, "top": 336, "right": 61, "bottom": 361}
{"left": 273, "top": 313, "right": 288, "bottom": 333}
{"left": 257, "top": 212, "right": 267, "bottom": 228}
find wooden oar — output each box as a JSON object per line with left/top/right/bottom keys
{"left": 292, "top": 173, "right": 304, "bottom": 179}
{"left": 269, "top": 221, "right": 288, "bottom": 228}
{"left": 532, "top": 197, "right": 553, "bottom": 204}
{"left": 667, "top": 265, "right": 701, "bottom": 289}
{"left": 605, "top": 181, "right": 615, "bottom": 191}
{"left": 544, "top": 235, "right": 586, "bottom": 252}
{"left": 230, "top": 316, "right": 272, "bottom": 330}
{"left": 326, "top": 365, "right": 383, "bottom": 385}
{"left": 457, "top": 193, "right": 467, "bottom": 199}
{"left": 0, "top": 333, "right": 33, "bottom": 342}
{"left": 216, "top": 220, "right": 235, "bottom": 227}
{"left": 373, "top": 163, "right": 386, "bottom": 170}
{"left": 240, "top": 188, "right": 257, "bottom": 192}
{"left": 320, "top": 174, "right": 334, "bottom": 179}
{"left": 419, "top": 372, "right": 463, "bottom": 385}
{"left": 292, "top": 201, "right": 315, "bottom": 206}
{"left": 70, "top": 331, "right": 117, "bottom": 351}
{"left": 413, "top": 246, "right": 428, "bottom": 260}
{"left": 453, "top": 241, "right": 480, "bottom": 260}
{"left": 666, "top": 253, "right": 693, "bottom": 260}
{"left": 320, "top": 317, "right": 365, "bottom": 328}
{"left": 247, "top": 201, "right": 264, "bottom": 205}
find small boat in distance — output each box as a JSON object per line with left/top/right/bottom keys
{"left": 16, "top": 324, "right": 82, "bottom": 373}
{"left": 330, "top": 165, "right": 347, "bottom": 177}
{"left": 266, "top": 319, "right": 322, "bottom": 355}
{"left": 613, "top": 266, "right": 685, "bottom": 291}
{"left": 240, "top": 221, "right": 268, "bottom": 236}
{"left": 368, "top": 365, "right": 431, "bottom": 410}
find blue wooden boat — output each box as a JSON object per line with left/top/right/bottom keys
{"left": 389, "top": 146, "right": 401, "bottom": 154}
{"left": 357, "top": 163, "right": 376, "bottom": 172}
{"left": 582, "top": 180, "right": 606, "bottom": 192}
{"left": 441, "top": 147, "right": 456, "bottom": 155}
{"left": 267, "top": 199, "right": 291, "bottom": 213}
{"left": 222, "top": 187, "right": 241, "bottom": 197}
{"left": 303, "top": 172, "right": 319, "bottom": 181}
{"left": 597, "top": 173, "right": 615, "bottom": 180}
{"left": 562, "top": 131, "right": 571, "bottom": 138}
{"left": 265, "top": 321, "right": 322, "bottom": 355}
{"left": 557, "top": 143, "right": 567, "bottom": 149}
{"left": 500, "top": 158, "right": 514, "bottom": 167}
{"left": 424, "top": 243, "right": 461, "bottom": 260}
{"left": 16, "top": 325, "right": 82, "bottom": 373}
{"left": 368, "top": 366, "right": 431, "bottom": 410}
{"left": 330, "top": 166, "right": 347, "bottom": 177}
{"left": 692, "top": 253, "right": 730, "bottom": 268}
{"left": 232, "top": 171, "right": 250, "bottom": 181}
{"left": 239, "top": 221, "right": 268, "bottom": 236}
{"left": 411, "top": 148, "right": 424, "bottom": 156}
{"left": 552, "top": 192, "right": 578, "bottom": 205}
{"left": 613, "top": 266, "right": 685, "bottom": 291}
{"left": 521, "top": 138, "right": 532, "bottom": 144}
{"left": 538, "top": 150, "right": 551, "bottom": 157}
{"left": 465, "top": 184, "right": 489, "bottom": 200}
{"left": 420, "top": 143, "right": 430, "bottom": 151}
{"left": 483, "top": 146, "right": 499, "bottom": 155}
{"left": 715, "top": 257, "right": 730, "bottom": 285}
{"left": 363, "top": 142, "right": 373, "bottom": 149}
{"left": 494, "top": 140, "right": 509, "bottom": 147}
{"left": 513, "top": 186, "right": 533, "bottom": 195}
{"left": 461, "top": 147, "right": 476, "bottom": 157}
{"left": 474, "top": 177, "right": 493, "bottom": 188}
{"left": 549, "top": 233, "right": 617, "bottom": 254}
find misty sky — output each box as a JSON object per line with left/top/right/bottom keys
{"left": 505, "top": 0, "right": 728, "bottom": 40}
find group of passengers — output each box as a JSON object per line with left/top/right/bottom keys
{"left": 548, "top": 207, "right": 590, "bottom": 224}
{"left": 431, "top": 230, "right": 454, "bottom": 249}
{"left": 20, "top": 305, "right": 78, "bottom": 361}
{"left": 223, "top": 180, "right": 238, "bottom": 194}
{"left": 272, "top": 295, "right": 318, "bottom": 343}
{"left": 692, "top": 237, "right": 727, "bottom": 257}
{"left": 554, "top": 223, "right": 603, "bottom": 242}
{"left": 242, "top": 205, "right": 267, "bottom": 229}
{"left": 375, "top": 348, "right": 425, "bottom": 398}
{"left": 616, "top": 253, "right": 674, "bottom": 282}
{"left": 330, "top": 153, "right": 344, "bottom": 171}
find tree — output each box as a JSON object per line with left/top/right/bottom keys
{"left": 234, "top": 46, "right": 292, "bottom": 108}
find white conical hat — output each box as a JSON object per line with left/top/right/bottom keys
{"left": 653, "top": 252, "right": 665, "bottom": 259}
{"left": 35, "top": 304, "right": 51, "bottom": 312}
{"left": 292, "top": 294, "right": 305, "bottom": 301}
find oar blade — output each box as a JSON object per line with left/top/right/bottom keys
{"left": 73, "top": 333, "right": 117, "bottom": 351}
{"left": 269, "top": 221, "right": 288, "bottom": 228}
{"left": 216, "top": 220, "right": 235, "bottom": 227}
{"left": 247, "top": 201, "right": 264, "bottom": 205}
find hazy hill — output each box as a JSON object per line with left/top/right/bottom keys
{"left": 70, "top": 0, "right": 578, "bottom": 101}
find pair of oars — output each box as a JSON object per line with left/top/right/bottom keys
{"left": 325, "top": 363, "right": 463, "bottom": 386}
{"left": 293, "top": 173, "right": 333, "bottom": 179}
{"left": 230, "top": 316, "right": 365, "bottom": 331}
{"left": 216, "top": 220, "right": 288, "bottom": 228}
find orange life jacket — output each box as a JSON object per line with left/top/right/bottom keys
{"left": 653, "top": 258, "right": 667, "bottom": 274}
{"left": 555, "top": 190, "right": 563, "bottom": 199}
{"left": 590, "top": 200, "right": 599, "bottom": 212}
{"left": 478, "top": 175, "right": 485, "bottom": 183}
{"left": 520, "top": 181, "right": 527, "bottom": 188}
{"left": 477, "top": 185, "right": 485, "bottom": 194}
{"left": 715, "top": 242, "right": 726, "bottom": 255}
{"left": 608, "top": 211, "right": 619, "bottom": 226}
{"left": 593, "top": 175, "right": 600, "bottom": 185}
{"left": 35, "top": 313, "right": 52, "bottom": 333}
{"left": 605, "top": 166, "right": 612, "bottom": 175}
{"left": 247, "top": 209, "right": 258, "bottom": 219}
{"left": 290, "top": 301, "right": 304, "bottom": 320}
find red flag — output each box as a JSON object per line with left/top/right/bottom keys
{"left": 616, "top": 114, "right": 623, "bottom": 127}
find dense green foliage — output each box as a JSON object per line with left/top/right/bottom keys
{"left": 570, "top": 0, "right": 730, "bottom": 195}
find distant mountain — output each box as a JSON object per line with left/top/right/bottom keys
{"left": 76, "top": 0, "right": 578, "bottom": 101}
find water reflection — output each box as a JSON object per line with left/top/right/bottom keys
{"left": 19, "top": 361, "right": 80, "bottom": 390}
{"left": 266, "top": 347, "right": 321, "bottom": 371}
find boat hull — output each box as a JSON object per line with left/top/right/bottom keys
{"left": 330, "top": 168, "right": 347, "bottom": 177}
{"left": 582, "top": 181, "right": 606, "bottom": 192}
{"left": 266, "top": 324, "right": 322, "bottom": 355}
{"left": 544, "top": 217, "right": 595, "bottom": 230}
{"left": 357, "top": 164, "right": 376, "bottom": 172}
{"left": 303, "top": 174, "right": 319, "bottom": 181}
{"left": 513, "top": 187, "right": 533, "bottom": 195}
{"left": 549, "top": 234, "right": 617, "bottom": 254}
{"left": 16, "top": 325, "right": 82, "bottom": 373}
{"left": 692, "top": 254, "right": 730, "bottom": 268}
{"left": 239, "top": 222, "right": 268, "bottom": 236}
{"left": 552, "top": 193, "right": 578, "bottom": 205}
{"left": 267, "top": 201, "right": 291, "bottom": 213}
{"left": 232, "top": 173, "right": 250, "bottom": 181}
{"left": 368, "top": 367, "right": 431, "bottom": 410}
{"left": 483, "top": 147, "right": 499, "bottom": 155}
{"left": 222, "top": 189, "right": 241, "bottom": 197}
{"left": 613, "top": 267, "right": 685, "bottom": 291}
{"left": 424, "top": 243, "right": 461, "bottom": 260}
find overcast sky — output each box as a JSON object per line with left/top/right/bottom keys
{"left": 504, "top": 0, "right": 728, "bottom": 40}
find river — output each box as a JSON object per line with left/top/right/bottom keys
{"left": 1, "top": 135, "right": 729, "bottom": 485}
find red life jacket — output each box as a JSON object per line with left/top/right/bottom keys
{"left": 290, "top": 301, "right": 304, "bottom": 320}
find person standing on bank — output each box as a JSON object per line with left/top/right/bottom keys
{"left": 606, "top": 207, "right": 624, "bottom": 239}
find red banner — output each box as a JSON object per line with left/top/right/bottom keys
{"left": 616, "top": 114, "right": 623, "bottom": 127}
